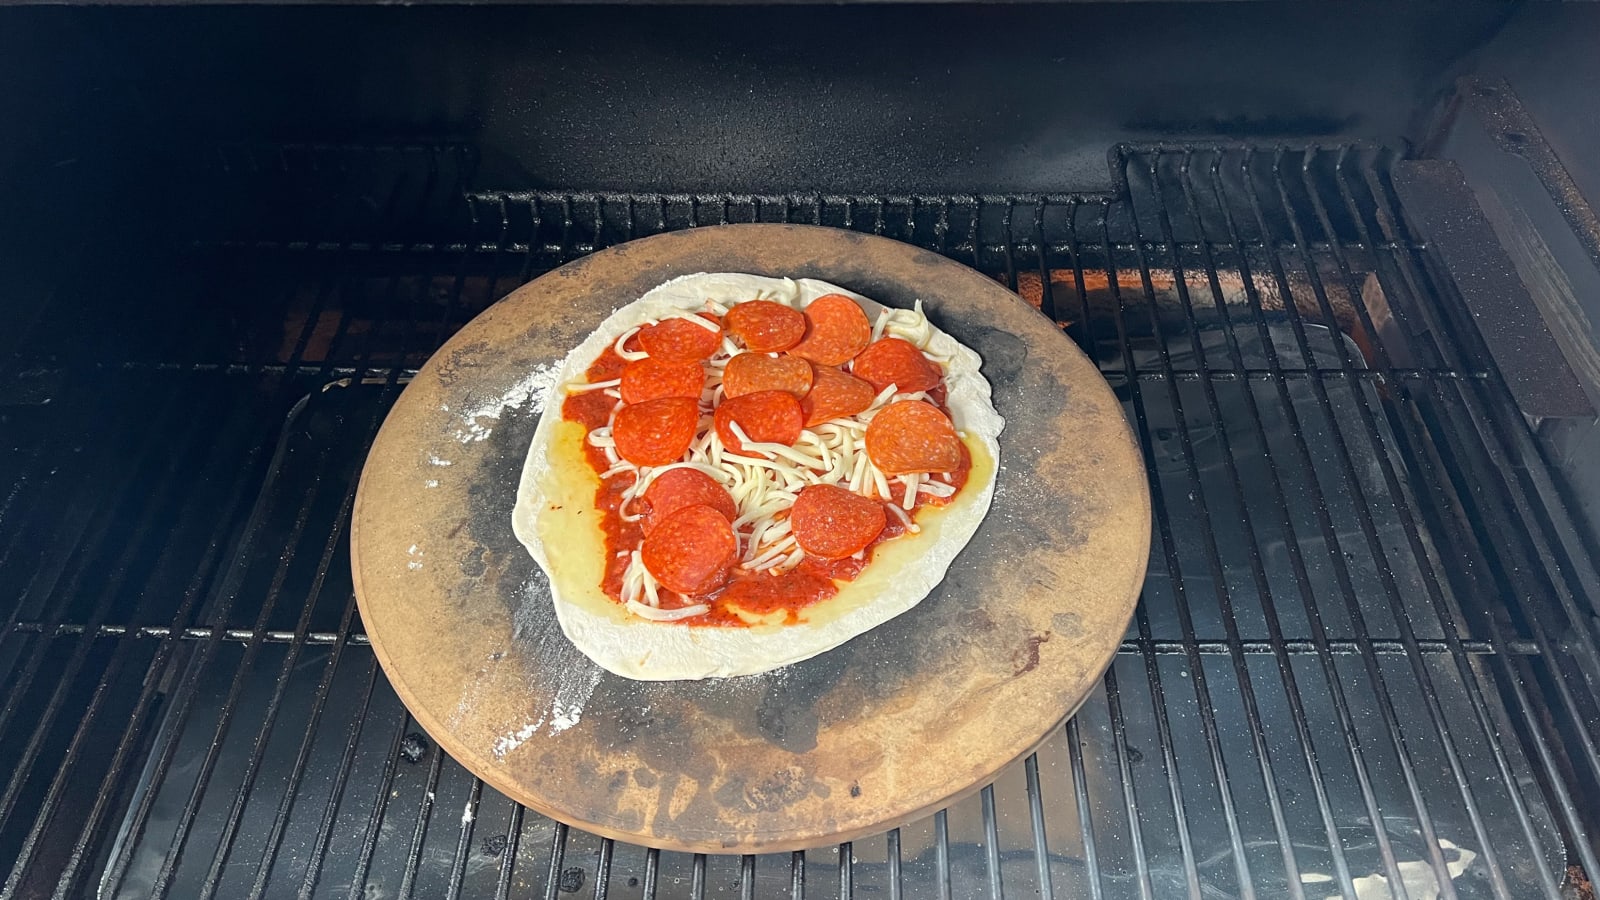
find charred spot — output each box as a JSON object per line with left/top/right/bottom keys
{"left": 1012, "top": 632, "right": 1051, "bottom": 676}
{"left": 745, "top": 766, "right": 811, "bottom": 812}
{"left": 558, "top": 866, "right": 586, "bottom": 893}
{"left": 398, "top": 733, "right": 428, "bottom": 763}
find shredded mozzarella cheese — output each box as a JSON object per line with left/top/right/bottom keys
{"left": 901, "top": 473, "right": 921, "bottom": 510}
{"left": 886, "top": 501, "right": 921, "bottom": 534}
{"left": 576, "top": 295, "right": 961, "bottom": 622}
{"left": 673, "top": 312, "right": 722, "bottom": 334}
{"left": 626, "top": 600, "right": 710, "bottom": 621}
{"left": 566, "top": 378, "right": 621, "bottom": 394}
{"left": 614, "top": 326, "right": 648, "bottom": 361}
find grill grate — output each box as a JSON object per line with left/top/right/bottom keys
{"left": 1, "top": 143, "right": 1597, "bottom": 899}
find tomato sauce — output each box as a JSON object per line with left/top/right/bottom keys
{"left": 561, "top": 340, "right": 973, "bottom": 627}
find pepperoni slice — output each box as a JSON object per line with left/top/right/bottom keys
{"left": 802, "top": 365, "right": 877, "bottom": 427}
{"left": 790, "top": 484, "right": 888, "bottom": 560}
{"left": 714, "top": 390, "right": 803, "bottom": 452}
{"left": 789, "top": 295, "right": 871, "bottom": 366}
{"left": 620, "top": 357, "right": 705, "bottom": 405}
{"left": 642, "top": 468, "right": 736, "bottom": 534}
{"left": 722, "top": 353, "right": 813, "bottom": 400}
{"left": 725, "top": 300, "right": 806, "bottom": 352}
{"left": 865, "top": 400, "right": 964, "bottom": 474}
{"left": 612, "top": 397, "right": 700, "bottom": 467}
{"left": 641, "top": 504, "right": 737, "bottom": 595}
{"left": 851, "top": 337, "right": 944, "bottom": 394}
{"left": 638, "top": 316, "right": 723, "bottom": 362}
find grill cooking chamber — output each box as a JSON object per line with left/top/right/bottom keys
{"left": 1, "top": 4, "right": 1598, "bottom": 898}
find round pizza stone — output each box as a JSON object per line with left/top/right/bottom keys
{"left": 351, "top": 224, "right": 1150, "bottom": 853}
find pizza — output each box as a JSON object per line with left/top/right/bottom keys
{"left": 511, "top": 273, "right": 1004, "bottom": 680}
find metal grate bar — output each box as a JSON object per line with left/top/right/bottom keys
{"left": 1235, "top": 151, "right": 1474, "bottom": 896}
{"left": 1098, "top": 664, "right": 1156, "bottom": 899}
{"left": 0, "top": 391, "right": 259, "bottom": 899}
{"left": 1135, "top": 206, "right": 1322, "bottom": 899}
{"left": 491, "top": 803, "right": 526, "bottom": 900}
{"left": 980, "top": 787, "right": 1005, "bottom": 899}
{"left": 838, "top": 841, "right": 853, "bottom": 900}
{"left": 1127, "top": 155, "right": 1403, "bottom": 894}
{"left": 1022, "top": 754, "right": 1056, "bottom": 900}
{"left": 932, "top": 810, "right": 953, "bottom": 900}
{"left": 1063, "top": 718, "right": 1105, "bottom": 900}
{"left": 4, "top": 143, "right": 1594, "bottom": 898}
{"left": 1156, "top": 165, "right": 1371, "bottom": 896}
{"left": 1347, "top": 161, "right": 1600, "bottom": 880}
{"left": 1292, "top": 146, "right": 1573, "bottom": 895}
{"left": 1312, "top": 145, "right": 1600, "bottom": 877}
{"left": 1099, "top": 211, "right": 1258, "bottom": 900}
{"left": 1363, "top": 165, "right": 1600, "bottom": 682}
{"left": 0, "top": 624, "right": 1548, "bottom": 656}
{"left": 91, "top": 163, "right": 438, "bottom": 898}
{"left": 1075, "top": 194, "right": 1335, "bottom": 897}
{"left": 1163, "top": 148, "right": 1539, "bottom": 896}
{"left": 882, "top": 833, "right": 898, "bottom": 900}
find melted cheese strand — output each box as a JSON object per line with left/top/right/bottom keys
{"left": 867, "top": 383, "right": 899, "bottom": 410}
{"left": 871, "top": 309, "right": 891, "bottom": 343}
{"left": 626, "top": 599, "right": 709, "bottom": 621}
{"left": 727, "top": 422, "right": 830, "bottom": 470}
{"left": 618, "top": 497, "right": 644, "bottom": 523}
{"left": 745, "top": 534, "right": 797, "bottom": 571}
{"left": 847, "top": 450, "right": 871, "bottom": 494}
{"left": 733, "top": 495, "right": 795, "bottom": 532}
{"left": 672, "top": 312, "right": 723, "bottom": 334}
{"left": 901, "top": 473, "right": 921, "bottom": 510}
{"left": 886, "top": 501, "right": 921, "bottom": 534}
{"left": 620, "top": 550, "right": 649, "bottom": 606}
{"left": 566, "top": 378, "right": 622, "bottom": 394}
{"left": 745, "top": 517, "right": 776, "bottom": 556}
{"left": 623, "top": 461, "right": 734, "bottom": 504}
{"left": 614, "top": 326, "right": 648, "bottom": 361}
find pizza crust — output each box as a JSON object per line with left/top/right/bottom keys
{"left": 511, "top": 273, "right": 1004, "bottom": 680}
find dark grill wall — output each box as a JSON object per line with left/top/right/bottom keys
{"left": 0, "top": 3, "right": 1513, "bottom": 251}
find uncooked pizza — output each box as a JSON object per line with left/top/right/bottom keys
{"left": 512, "top": 273, "right": 1003, "bottom": 679}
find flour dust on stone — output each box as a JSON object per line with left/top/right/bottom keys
{"left": 453, "top": 362, "right": 560, "bottom": 444}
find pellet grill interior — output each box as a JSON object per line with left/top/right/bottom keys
{"left": 3, "top": 5, "right": 1600, "bottom": 899}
